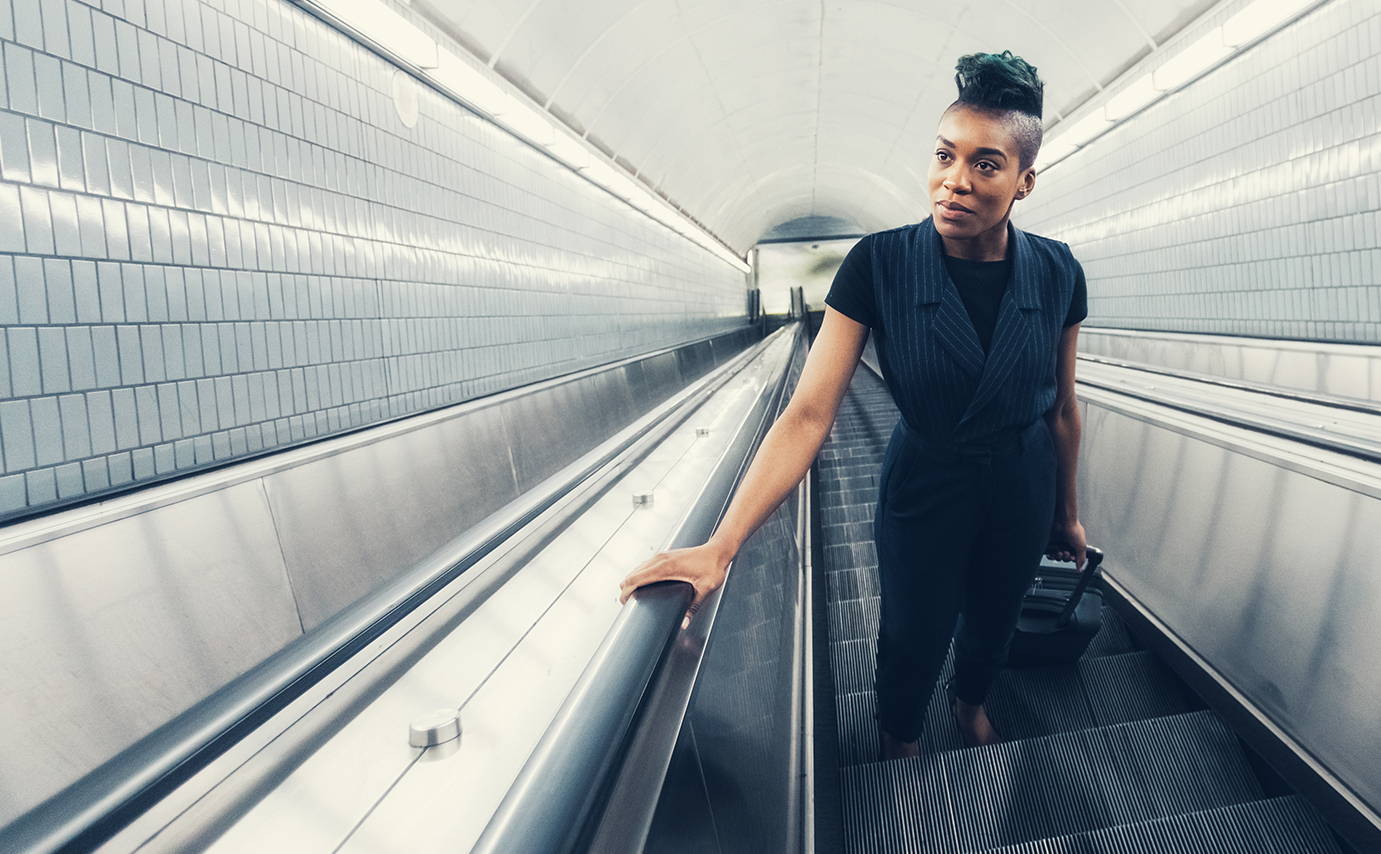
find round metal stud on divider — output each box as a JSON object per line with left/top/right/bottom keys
{"left": 409, "top": 709, "right": 461, "bottom": 748}
{"left": 695, "top": 427, "right": 710, "bottom": 436}
{"left": 632, "top": 492, "right": 654, "bottom": 506}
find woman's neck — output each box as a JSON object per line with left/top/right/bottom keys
{"left": 940, "top": 217, "right": 1011, "bottom": 261}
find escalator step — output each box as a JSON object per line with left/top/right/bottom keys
{"left": 821, "top": 501, "right": 876, "bottom": 528}
{"left": 1079, "top": 650, "right": 1188, "bottom": 726}
{"left": 843, "top": 710, "right": 1266, "bottom": 851}
{"left": 945, "top": 729, "right": 1115, "bottom": 850}
{"left": 841, "top": 754, "right": 955, "bottom": 854}
{"left": 830, "top": 638, "right": 877, "bottom": 694}
{"left": 1082, "top": 605, "right": 1135, "bottom": 658}
{"left": 827, "top": 567, "right": 881, "bottom": 603}
{"left": 1094, "top": 710, "right": 1263, "bottom": 825}
{"left": 983, "top": 665, "right": 1095, "bottom": 741}
{"left": 830, "top": 596, "right": 881, "bottom": 642}
{"left": 836, "top": 690, "right": 880, "bottom": 766}
{"left": 975, "top": 795, "right": 1342, "bottom": 853}
{"left": 835, "top": 652, "right": 962, "bottom": 765}
{"left": 824, "top": 541, "right": 880, "bottom": 572}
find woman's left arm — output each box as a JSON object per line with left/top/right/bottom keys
{"left": 1044, "top": 322, "right": 1087, "bottom": 570}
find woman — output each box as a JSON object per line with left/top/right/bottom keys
{"left": 621, "top": 52, "right": 1087, "bottom": 758}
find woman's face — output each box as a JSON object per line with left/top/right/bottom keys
{"left": 927, "top": 106, "right": 1036, "bottom": 258}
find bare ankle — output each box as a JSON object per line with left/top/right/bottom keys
{"left": 880, "top": 728, "right": 920, "bottom": 760}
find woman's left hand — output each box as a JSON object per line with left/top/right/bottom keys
{"left": 1046, "top": 520, "right": 1088, "bottom": 571}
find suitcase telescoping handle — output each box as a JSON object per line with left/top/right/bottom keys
{"left": 1051, "top": 545, "right": 1103, "bottom": 628}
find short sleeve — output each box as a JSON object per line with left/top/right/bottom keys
{"left": 1063, "top": 260, "right": 1088, "bottom": 328}
{"left": 825, "top": 235, "right": 878, "bottom": 329}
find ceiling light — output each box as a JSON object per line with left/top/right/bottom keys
{"left": 1223, "top": 0, "right": 1314, "bottom": 46}
{"left": 427, "top": 50, "right": 509, "bottom": 116}
{"left": 1059, "top": 110, "right": 1114, "bottom": 147}
{"left": 1153, "top": 28, "right": 1232, "bottom": 91}
{"left": 1035, "top": 139, "right": 1080, "bottom": 172}
{"left": 304, "top": 0, "right": 437, "bottom": 68}
{"left": 1104, "top": 73, "right": 1162, "bottom": 121}
{"left": 545, "top": 136, "right": 589, "bottom": 169}
{"left": 497, "top": 102, "right": 555, "bottom": 146}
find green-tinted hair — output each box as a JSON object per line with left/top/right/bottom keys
{"left": 949, "top": 51, "right": 1045, "bottom": 170}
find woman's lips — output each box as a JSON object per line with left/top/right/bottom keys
{"left": 936, "top": 199, "right": 973, "bottom": 220}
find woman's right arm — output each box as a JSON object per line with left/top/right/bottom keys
{"left": 619, "top": 307, "right": 872, "bottom": 625}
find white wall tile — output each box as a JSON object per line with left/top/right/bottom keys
{"left": 0, "top": 0, "right": 746, "bottom": 518}
{"left": 1019, "top": 0, "right": 1380, "bottom": 345}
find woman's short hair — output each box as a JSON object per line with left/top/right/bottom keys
{"left": 950, "top": 52, "right": 1045, "bottom": 170}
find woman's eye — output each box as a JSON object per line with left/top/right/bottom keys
{"left": 935, "top": 150, "right": 951, "bottom": 162}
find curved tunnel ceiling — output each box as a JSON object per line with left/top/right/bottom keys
{"left": 416, "top": 0, "right": 1217, "bottom": 251}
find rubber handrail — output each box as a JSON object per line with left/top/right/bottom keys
{"left": 470, "top": 325, "right": 803, "bottom": 854}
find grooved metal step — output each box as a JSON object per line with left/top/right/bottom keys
{"left": 827, "top": 567, "right": 881, "bottom": 602}
{"left": 977, "top": 795, "right": 1342, "bottom": 853}
{"left": 1079, "top": 649, "right": 1190, "bottom": 726}
{"left": 1081, "top": 604, "right": 1135, "bottom": 657}
{"left": 841, "top": 711, "right": 1267, "bottom": 853}
{"left": 830, "top": 642, "right": 1166, "bottom": 760}
{"left": 829, "top": 595, "right": 880, "bottom": 642}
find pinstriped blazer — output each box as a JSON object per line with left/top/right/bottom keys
{"left": 867, "top": 218, "right": 1080, "bottom": 446}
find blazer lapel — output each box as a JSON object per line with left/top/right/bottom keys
{"left": 920, "top": 221, "right": 986, "bottom": 380}
{"left": 957, "top": 225, "right": 1044, "bottom": 426}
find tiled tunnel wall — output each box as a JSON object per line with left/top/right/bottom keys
{"left": 0, "top": 0, "right": 749, "bottom": 520}
{"left": 1017, "top": 0, "right": 1381, "bottom": 344}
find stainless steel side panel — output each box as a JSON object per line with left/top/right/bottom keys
{"left": 0, "top": 484, "right": 301, "bottom": 826}
{"left": 197, "top": 334, "right": 797, "bottom": 854}
{"left": 1080, "top": 328, "right": 1381, "bottom": 401}
{"left": 263, "top": 404, "right": 520, "bottom": 631}
{"left": 0, "top": 328, "right": 760, "bottom": 843}
{"left": 505, "top": 370, "right": 637, "bottom": 493}
{"left": 1079, "top": 392, "right": 1381, "bottom": 816}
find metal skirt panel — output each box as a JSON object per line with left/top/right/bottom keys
{"left": 1078, "top": 391, "right": 1381, "bottom": 820}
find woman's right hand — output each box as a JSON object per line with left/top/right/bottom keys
{"left": 619, "top": 541, "right": 734, "bottom": 629}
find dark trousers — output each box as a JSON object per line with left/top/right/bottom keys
{"left": 873, "top": 417, "right": 1057, "bottom": 742}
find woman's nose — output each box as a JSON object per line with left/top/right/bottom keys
{"left": 943, "top": 171, "right": 970, "bottom": 192}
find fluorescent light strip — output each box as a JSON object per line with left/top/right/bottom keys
{"left": 298, "top": 0, "right": 750, "bottom": 273}
{"left": 1037, "top": 0, "right": 1321, "bottom": 172}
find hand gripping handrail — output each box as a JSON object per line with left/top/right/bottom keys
{"left": 471, "top": 323, "right": 805, "bottom": 854}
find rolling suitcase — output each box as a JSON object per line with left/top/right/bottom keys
{"left": 1007, "top": 545, "right": 1104, "bottom": 668}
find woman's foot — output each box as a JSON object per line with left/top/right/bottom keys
{"left": 951, "top": 698, "right": 1003, "bottom": 748}
{"left": 879, "top": 728, "right": 921, "bottom": 761}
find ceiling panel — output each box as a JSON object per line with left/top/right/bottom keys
{"left": 416, "top": 0, "right": 1217, "bottom": 250}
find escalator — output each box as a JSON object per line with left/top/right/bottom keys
{"left": 817, "top": 366, "right": 1351, "bottom": 853}
{"left": 5, "top": 321, "right": 1377, "bottom": 854}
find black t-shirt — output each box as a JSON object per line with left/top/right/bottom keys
{"left": 827, "top": 232, "right": 1088, "bottom": 352}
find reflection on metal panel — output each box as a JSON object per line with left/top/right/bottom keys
{"left": 671, "top": 501, "right": 804, "bottom": 854}
{"left": 1079, "top": 392, "right": 1381, "bottom": 821}
{"left": 299, "top": 334, "right": 797, "bottom": 854}
{"left": 0, "top": 484, "right": 300, "bottom": 826}
{"left": 643, "top": 332, "right": 811, "bottom": 854}
{"left": 265, "top": 404, "right": 520, "bottom": 631}
{"left": 1081, "top": 328, "right": 1381, "bottom": 402}
{"left": 505, "top": 372, "right": 634, "bottom": 493}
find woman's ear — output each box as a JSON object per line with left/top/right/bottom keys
{"left": 1015, "top": 167, "right": 1037, "bottom": 200}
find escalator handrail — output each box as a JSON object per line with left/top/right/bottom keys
{"left": 470, "top": 323, "right": 806, "bottom": 854}
{"left": 0, "top": 331, "right": 778, "bottom": 854}
{"left": 1077, "top": 353, "right": 1381, "bottom": 416}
